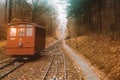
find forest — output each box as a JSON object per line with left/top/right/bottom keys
{"left": 67, "top": 0, "right": 120, "bottom": 40}
{"left": 66, "top": 0, "right": 120, "bottom": 80}
{"left": 0, "top": 0, "right": 58, "bottom": 40}
{"left": 0, "top": 0, "right": 120, "bottom": 79}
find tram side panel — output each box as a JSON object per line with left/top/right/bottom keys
{"left": 34, "top": 27, "right": 46, "bottom": 54}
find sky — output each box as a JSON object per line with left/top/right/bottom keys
{"left": 27, "top": 0, "right": 68, "bottom": 38}
{"left": 48, "top": 0, "right": 68, "bottom": 37}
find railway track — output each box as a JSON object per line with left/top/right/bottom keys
{"left": 0, "top": 59, "right": 26, "bottom": 79}
{"left": 0, "top": 58, "right": 11, "bottom": 64}
{"left": 44, "top": 40, "right": 62, "bottom": 52}
{"left": 0, "top": 41, "right": 84, "bottom": 80}
{"left": 41, "top": 48, "right": 67, "bottom": 80}
{"left": 0, "top": 41, "right": 61, "bottom": 80}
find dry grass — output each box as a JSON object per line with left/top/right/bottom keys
{"left": 0, "top": 41, "right": 6, "bottom": 48}
{"left": 0, "top": 41, "right": 9, "bottom": 60}
{"left": 66, "top": 35, "right": 120, "bottom": 80}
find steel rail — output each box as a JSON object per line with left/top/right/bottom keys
{"left": 0, "top": 58, "right": 10, "bottom": 64}
{"left": 0, "top": 62, "right": 25, "bottom": 79}
{"left": 42, "top": 46, "right": 67, "bottom": 80}
{"left": 55, "top": 61, "right": 59, "bottom": 79}
{"left": 0, "top": 60, "right": 16, "bottom": 69}
{"left": 59, "top": 49, "right": 67, "bottom": 80}
{"left": 41, "top": 56, "right": 54, "bottom": 80}
{"left": 63, "top": 54, "right": 67, "bottom": 80}
{"left": 44, "top": 40, "right": 61, "bottom": 52}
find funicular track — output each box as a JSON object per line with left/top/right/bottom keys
{"left": 0, "top": 41, "right": 62, "bottom": 80}
{"left": 0, "top": 58, "right": 11, "bottom": 64}
{"left": 44, "top": 40, "right": 62, "bottom": 52}
{"left": 0, "top": 58, "right": 26, "bottom": 79}
{"left": 0, "top": 40, "right": 84, "bottom": 80}
{"left": 41, "top": 47, "right": 67, "bottom": 80}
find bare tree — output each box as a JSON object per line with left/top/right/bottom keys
{"left": 5, "top": 0, "right": 8, "bottom": 23}
{"left": 8, "top": 0, "right": 12, "bottom": 23}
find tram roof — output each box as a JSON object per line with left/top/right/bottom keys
{"left": 8, "top": 22, "right": 45, "bottom": 29}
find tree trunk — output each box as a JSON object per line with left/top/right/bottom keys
{"left": 97, "top": 1, "right": 102, "bottom": 34}
{"left": 5, "top": 0, "right": 8, "bottom": 23}
{"left": 8, "top": 0, "right": 12, "bottom": 23}
{"left": 67, "top": 25, "right": 71, "bottom": 46}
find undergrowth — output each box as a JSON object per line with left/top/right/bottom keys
{"left": 66, "top": 35, "right": 120, "bottom": 80}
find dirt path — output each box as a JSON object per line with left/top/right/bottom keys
{"left": 64, "top": 44, "right": 101, "bottom": 80}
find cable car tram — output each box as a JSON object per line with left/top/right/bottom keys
{"left": 6, "top": 22, "right": 46, "bottom": 57}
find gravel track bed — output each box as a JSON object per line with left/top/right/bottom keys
{"left": 2, "top": 43, "right": 84, "bottom": 80}
{"left": 0, "top": 60, "right": 24, "bottom": 79}
{"left": 60, "top": 47, "right": 85, "bottom": 80}
{"left": 0, "top": 58, "right": 16, "bottom": 67}
{"left": 0, "top": 63, "right": 17, "bottom": 77}
{"left": 42, "top": 48, "right": 66, "bottom": 80}
{"left": 3, "top": 54, "right": 51, "bottom": 80}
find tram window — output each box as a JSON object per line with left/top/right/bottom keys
{"left": 26, "top": 28, "right": 33, "bottom": 36}
{"left": 18, "top": 28, "right": 25, "bottom": 36}
{"left": 10, "top": 27, "right": 16, "bottom": 37}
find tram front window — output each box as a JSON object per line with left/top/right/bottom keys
{"left": 26, "top": 28, "right": 33, "bottom": 36}
{"left": 18, "top": 28, "right": 25, "bottom": 36}
{"left": 10, "top": 27, "right": 16, "bottom": 37}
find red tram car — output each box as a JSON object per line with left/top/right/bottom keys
{"left": 6, "top": 22, "right": 46, "bottom": 56}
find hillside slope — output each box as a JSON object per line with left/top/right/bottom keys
{"left": 66, "top": 35, "right": 120, "bottom": 80}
